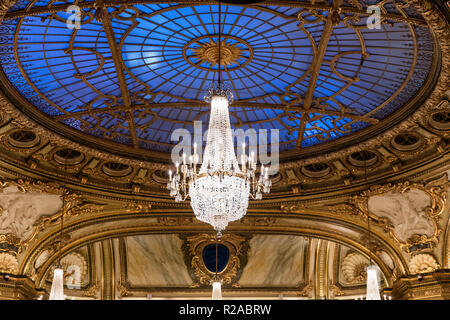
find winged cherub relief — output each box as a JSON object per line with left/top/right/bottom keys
{"left": 367, "top": 188, "right": 435, "bottom": 243}
{"left": 0, "top": 186, "right": 62, "bottom": 241}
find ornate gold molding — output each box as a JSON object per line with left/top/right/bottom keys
{"left": 184, "top": 233, "right": 247, "bottom": 288}
{"left": 83, "top": 282, "right": 100, "bottom": 299}
{"left": 392, "top": 270, "right": 450, "bottom": 300}
{"left": 329, "top": 281, "right": 344, "bottom": 297}
{"left": 0, "top": 178, "right": 114, "bottom": 261}
{"left": 0, "top": 252, "right": 18, "bottom": 274}
{"left": 340, "top": 175, "right": 450, "bottom": 253}
{"left": 117, "top": 279, "right": 132, "bottom": 298}
{"left": 298, "top": 283, "right": 313, "bottom": 298}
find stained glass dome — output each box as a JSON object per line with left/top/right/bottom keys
{"left": 0, "top": 1, "right": 436, "bottom": 160}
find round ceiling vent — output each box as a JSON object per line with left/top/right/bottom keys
{"left": 301, "top": 163, "right": 331, "bottom": 178}
{"left": 429, "top": 111, "right": 450, "bottom": 131}
{"left": 270, "top": 172, "right": 282, "bottom": 185}
{"left": 102, "top": 162, "right": 132, "bottom": 177}
{"left": 151, "top": 169, "right": 170, "bottom": 184}
{"left": 391, "top": 133, "right": 422, "bottom": 151}
{"left": 348, "top": 150, "right": 378, "bottom": 167}
{"left": 7, "top": 130, "right": 40, "bottom": 148}
{"left": 54, "top": 148, "right": 84, "bottom": 165}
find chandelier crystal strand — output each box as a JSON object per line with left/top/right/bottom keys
{"left": 49, "top": 268, "right": 65, "bottom": 300}
{"left": 365, "top": 265, "right": 381, "bottom": 300}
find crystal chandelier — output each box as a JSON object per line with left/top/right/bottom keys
{"left": 166, "top": 2, "right": 271, "bottom": 234}
{"left": 167, "top": 85, "right": 271, "bottom": 233}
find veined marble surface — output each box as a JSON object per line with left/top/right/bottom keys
{"left": 239, "top": 235, "right": 306, "bottom": 287}
{"left": 125, "top": 235, "right": 192, "bottom": 287}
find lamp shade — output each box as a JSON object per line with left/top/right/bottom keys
{"left": 49, "top": 268, "right": 65, "bottom": 300}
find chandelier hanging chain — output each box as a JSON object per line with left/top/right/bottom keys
{"left": 364, "top": 158, "right": 372, "bottom": 265}
{"left": 58, "top": 160, "right": 66, "bottom": 267}
{"left": 364, "top": 157, "right": 381, "bottom": 300}
{"left": 218, "top": 0, "right": 222, "bottom": 86}
{"left": 215, "top": 236, "right": 218, "bottom": 278}
{"left": 50, "top": 160, "right": 67, "bottom": 300}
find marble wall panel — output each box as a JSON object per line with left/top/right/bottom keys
{"left": 125, "top": 234, "right": 192, "bottom": 287}
{"left": 238, "top": 235, "right": 306, "bottom": 287}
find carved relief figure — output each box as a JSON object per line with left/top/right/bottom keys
{"left": 0, "top": 252, "right": 18, "bottom": 274}
{"left": 367, "top": 188, "right": 434, "bottom": 242}
{"left": 0, "top": 186, "right": 62, "bottom": 241}
{"left": 409, "top": 254, "right": 439, "bottom": 274}
{"left": 341, "top": 252, "right": 369, "bottom": 284}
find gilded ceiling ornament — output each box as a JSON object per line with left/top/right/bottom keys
{"left": 0, "top": 252, "right": 18, "bottom": 274}
{"left": 341, "top": 252, "right": 369, "bottom": 284}
{"left": 346, "top": 176, "right": 450, "bottom": 253}
{"left": 0, "top": 182, "right": 62, "bottom": 251}
{"left": 281, "top": 203, "right": 306, "bottom": 213}
{"left": 238, "top": 217, "right": 276, "bottom": 226}
{"left": 123, "top": 201, "right": 152, "bottom": 213}
{"left": 35, "top": 193, "right": 105, "bottom": 234}
{"left": 34, "top": 249, "right": 51, "bottom": 271}
{"left": 333, "top": 203, "right": 363, "bottom": 217}
{"left": 191, "top": 38, "right": 245, "bottom": 68}
{"left": 157, "top": 216, "right": 194, "bottom": 226}
{"left": 83, "top": 282, "right": 99, "bottom": 298}
{"left": 409, "top": 253, "right": 440, "bottom": 274}
{"left": 117, "top": 283, "right": 132, "bottom": 298}
{"left": 184, "top": 233, "right": 247, "bottom": 288}
{"left": 0, "top": 179, "right": 107, "bottom": 256}
{"left": 0, "top": 0, "right": 15, "bottom": 13}
{"left": 46, "top": 252, "right": 88, "bottom": 288}
{"left": 298, "top": 283, "right": 313, "bottom": 298}
{"left": 117, "top": 271, "right": 133, "bottom": 298}
{"left": 329, "top": 281, "right": 345, "bottom": 297}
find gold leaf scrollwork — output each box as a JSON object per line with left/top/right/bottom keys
{"left": 298, "top": 283, "right": 313, "bottom": 298}
{"left": 83, "top": 282, "right": 99, "bottom": 298}
{"left": 329, "top": 281, "right": 345, "bottom": 297}
{"left": 281, "top": 203, "right": 306, "bottom": 213}
{"left": 0, "top": 179, "right": 105, "bottom": 253}
{"left": 118, "top": 282, "right": 133, "bottom": 298}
